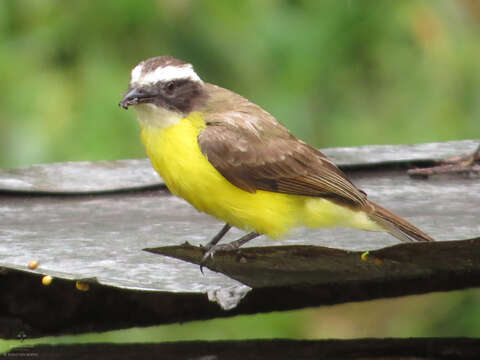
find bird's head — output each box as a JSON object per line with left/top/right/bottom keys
{"left": 119, "top": 56, "right": 207, "bottom": 126}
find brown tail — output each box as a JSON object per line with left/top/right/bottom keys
{"left": 368, "top": 201, "right": 434, "bottom": 242}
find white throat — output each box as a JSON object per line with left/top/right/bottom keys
{"left": 134, "top": 103, "right": 182, "bottom": 129}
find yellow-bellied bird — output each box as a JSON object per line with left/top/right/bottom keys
{"left": 119, "top": 56, "right": 434, "bottom": 265}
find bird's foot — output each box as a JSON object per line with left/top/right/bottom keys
{"left": 200, "top": 242, "right": 241, "bottom": 274}
{"left": 199, "top": 232, "right": 260, "bottom": 274}
{"left": 202, "top": 242, "right": 241, "bottom": 261}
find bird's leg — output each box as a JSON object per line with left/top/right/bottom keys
{"left": 200, "top": 232, "right": 261, "bottom": 272}
{"left": 203, "top": 223, "right": 231, "bottom": 250}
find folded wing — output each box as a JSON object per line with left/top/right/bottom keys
{"left": 199, "top": 102, "right": 368, "bottom": 208}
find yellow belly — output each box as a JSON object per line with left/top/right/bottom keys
{"left": 140, "top": 112, "right": 381, "bottom": 238}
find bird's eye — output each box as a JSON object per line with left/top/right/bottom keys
{"left": 166, "top": 81, "right": 176, "bottom": 93}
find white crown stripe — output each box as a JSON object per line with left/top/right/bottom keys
{"left": 131, "top": 64, "right": 202, "bottom": 85}
{"left": 131, "top": 64, "right": 143, "bottom": 83}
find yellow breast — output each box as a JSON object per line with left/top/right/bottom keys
{"left": 140, "top": 113, "right": 304, "bottom": 237}
{"left": 140, "top": 112, "right": 381, "bottom": 238}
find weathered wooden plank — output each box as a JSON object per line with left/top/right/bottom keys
{"left": 0, "top": 159, "right": 162, "bottom": 194}
{"left": 0, "top": 140, "right": 479, "bottom": 338}
{"left": 1, "top": 160, "right": 478, "bottom": 294}
{"left": 0, "top": 140, "right": 477, "bottom": 193}
{"left": 7, "top": 338, "right": 480, "bottom": 360}
{"left": 147, "top": 238, "right": 480, "bottom": 288}
{"left": 0, "top": 190, "right": 242, "bottom": 293}
{"left": 325, "top": 139, "right": 478, "bottom": 168}
{"left": 2, "top": 237, "right": 480, "bottom": 339}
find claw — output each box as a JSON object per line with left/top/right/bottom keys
{"left": 198, "top": 232, "right": 261, "bottom": 273}
{"left": 199, "top": 247, "right": 216, "bottom": 274}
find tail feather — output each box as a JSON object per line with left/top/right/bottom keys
{"left": 368, "top": 201, "right": 434, "bottom": 242}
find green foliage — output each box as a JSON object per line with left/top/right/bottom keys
{"left": 1, "top": 0, "right": 479, "bottom": 168}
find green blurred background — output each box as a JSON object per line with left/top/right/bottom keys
{"left": 1, "top": 0, "right": 479, "bottom": 350}
{"left": 1, "top": 0, "right": 479, "bottom": 168}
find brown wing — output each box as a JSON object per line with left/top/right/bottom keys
{"left": 198, "top": 90, "right": 368, "bottom": 207}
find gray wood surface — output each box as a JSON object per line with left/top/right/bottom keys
{"left": 0, "top": 140, "right": 477, "bottom": 193}
{"left": 0, "top": 140, "right": 479, "bottom": 338}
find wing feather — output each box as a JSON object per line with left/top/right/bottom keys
{"left": 198, "top": 85, "right": 368, "bottom": 207}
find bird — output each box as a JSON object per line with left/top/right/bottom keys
{"left": 119, "top": 56, "right": 434, "bottom": 266}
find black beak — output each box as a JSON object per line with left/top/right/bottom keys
{"left": 119, "top": 87, "right": 152, "bottom": 110}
